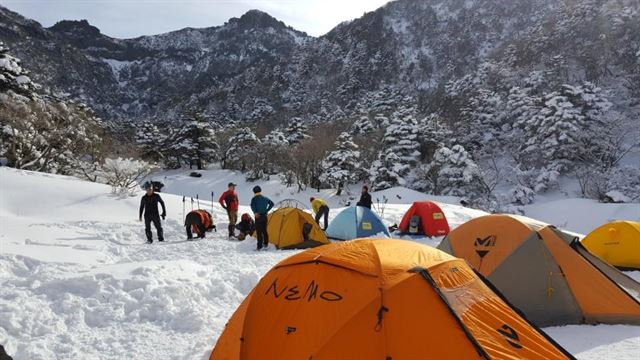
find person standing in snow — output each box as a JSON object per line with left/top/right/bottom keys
{"left": 250, "top": 186, "right": 274, "bottom": 250}
{"left": 310, "top": 197, "right": 329, "bottom": 230}
{"left": 219, "top": 182, "right": 239, "bottom": 238}
{"left": 139, "top": 184, "right": 166, "bottom": 243}
{"left": 356, "top": 185, "right": 372, "bottom": 209}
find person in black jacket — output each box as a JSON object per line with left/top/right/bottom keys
{"left": 139, "top": 185, "right": 166, "bottom": 243}
{"left": 356, "top": 185, "right": 372, "bottom": 209}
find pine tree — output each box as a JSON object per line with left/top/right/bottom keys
{"left": 0, "top": 42, "right": 36, "bottom": 97}
{"left": 135, "top": 121, "right": 169, "bottom": 163}
{"left": 350, "top": 115, "right": 376, "bottom": 136}
{"left": 421, "top": 145, "right": 481, "bottom": 196}
{"left": 319, "top": 132, "right": 360, "bottom": 195}
{"left": 172, "top": 113, "right": 219, "bottom": 169}
{"left": 283, "top": 117, "right": 309, "bottom": 145}
{"left": 224, "top": 127, "right": 261, "bottom": 172}
{"left": 369, "top": 106, "right": 421, "bottom": 190}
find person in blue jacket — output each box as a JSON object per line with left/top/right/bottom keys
{"left": 250, "top": 185, "right": 274, "bottom": 250}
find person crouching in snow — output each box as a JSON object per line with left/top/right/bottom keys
{"left": 250, "top": 186, "right": 274, "bottom": 250}
{"left": 310, "top": 197, "right": 329, "bottom": 230}
{"left": 235, "top": 213, "right": 255, "bottom": 241}
{"left": 139, "top": 184, "right": 166, "bottom": 243}
{"left": 185, "top": 209, "right": 216, "bottom": 240}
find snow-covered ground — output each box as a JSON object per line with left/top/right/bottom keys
{"left": 1, "top": 167, "right": 639, "bottom": 359}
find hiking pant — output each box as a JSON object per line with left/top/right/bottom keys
{"left": 315, "top": 205, "right": 329, "bottom": 230}
{"left": 255, "top": 214, "right": 269, "bottom": 249}
{"left": 227, "top": 210, "right": 238, "bottom": 237}
{"left": 145, "top": 215, "right": 163, "bottom": 242}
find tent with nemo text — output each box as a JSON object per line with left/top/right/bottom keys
{"left": 211, "top": 239, "right": 575, "bottom": 360}
{"left": 438, "top": 214, "right": 640, "bottom": 326}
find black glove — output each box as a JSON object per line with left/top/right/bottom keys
{"left": 161, "top": 214, "right": 166, "bottom": 220}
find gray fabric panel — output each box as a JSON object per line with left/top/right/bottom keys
{"left": 489, "top": 233, "right": 584, "bottom": 326}
{"left": 576, "top": 245, "right": 640, "bottom": 302}
{"left": 437, "top": 237, "right": 453, "bottom": 254}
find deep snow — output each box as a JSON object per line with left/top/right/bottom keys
{"left": 1, "top": 167, "right": 639, "bottom": 359}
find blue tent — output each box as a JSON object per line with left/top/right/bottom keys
{"left": 326, "top": 206, "right": 390, "bottom": 240}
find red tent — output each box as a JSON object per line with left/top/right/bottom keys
{"left": 399, "top": 201, "right": 450, "bottom": 236}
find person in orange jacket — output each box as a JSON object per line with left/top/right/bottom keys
{"left": 185, "top": 209, "right": 216, "bottom": 240}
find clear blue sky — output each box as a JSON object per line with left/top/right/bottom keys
{"left": 2, "top": 0, "right": 392, "bottom": 38}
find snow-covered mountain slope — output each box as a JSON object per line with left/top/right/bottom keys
{"left": 1, "top": 168, "right": 639, "bottom": 359}
{"left": 1, "top": 0, "right": 638, "bottom": 126}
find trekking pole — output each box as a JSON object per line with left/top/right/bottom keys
{"left": 182, "top": 196, "right": 185, "bottom": 223}
{"left": 211, "top": 191, "right": 219, "bottom": 216}
{"left": 197, "top": 194, "right": 200, "bottom": 209}
{"left": 191, "top": 197, "right": 194, "bottom": 211}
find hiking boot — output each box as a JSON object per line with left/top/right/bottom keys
{"left": 146, "top": 240, "right": 153, "bottom": 244}
{"left": 159, "top": 239, "right": 165, "bottom": 242}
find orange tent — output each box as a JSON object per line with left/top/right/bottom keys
{"left": 211, "top": 239, "right": 574, "bottom": 360}
{"left": 438, "top": 214, "right": 640, "bottom": 326}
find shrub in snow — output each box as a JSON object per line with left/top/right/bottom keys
{"left": 319, "top": 132, "right": 361, "bottom": 195}
{"left": 585, "top": 166, "right": 640, "bottom": 203}
{"left": 509, "top": 185, "right": 536, "bottom": 205}
{"left": 101, "top": 157, "right": 152, "bottom": 194}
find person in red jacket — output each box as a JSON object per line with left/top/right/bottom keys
{"left": 219, "top": 182, "right": 239, "bottom": 238}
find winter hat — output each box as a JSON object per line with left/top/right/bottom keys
{"left": 241, "top": 213, "right": 250, "bottom": 221}
{"left": 363, "top": 185, "right": 369, "bottom": 191}
{"left": 253, "top": 185, "right": 262, "bottom": 194}
{"left": 310, "top": 197, "right": 315, "bottom": 202}
{"left": 228, "top": 182, "right": 237, "bottom": 187}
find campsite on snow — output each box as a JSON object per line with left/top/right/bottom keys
{"left": 1, "top": 0, "right": 640, "bottom": 359}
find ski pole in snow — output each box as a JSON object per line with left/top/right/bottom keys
{"left": 211, "top": 191, "right": 214, "bottom": 215}
{"left": 196, "top": 194, "right": 200, "bottom": 209}
{"left": 182, "top": 196, "right": 185, "bottom": 223}
{"left": 191, "top": 197, "right": 194, "bottom": 211}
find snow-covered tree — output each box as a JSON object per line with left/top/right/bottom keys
{"left": 135, "top": 121, "right": 169, "bottom": 163}
{"left": 350, "top": 115, "right": 376, "bottom": 136}
{"left": 224, "top": 127, "right": 261, "bottom": 172}
{"left": 516, "top": 83, "right": 613, "bottom": 172}
{"left": 172, "top": 114, "right": 219, "bottom": 169}
{"left": 283, "top": 117, "right": 309, "bottom": 145}
{"left": 369, "top": 106, "right": 421, "bottom": 190}
{"left": 263, "top": 130, "right": 288, "bottom": 147}
{"left": 0, "top": 42, "right": 36, "bottom": 98}
{"left": 421, "top": 145, "right": 481, "bottom": 196}
{"left": 100, "top": 157, "right": 152, "bottom": 194}
{"left": 319, "top": 132, "right": 360, "bottom": 195}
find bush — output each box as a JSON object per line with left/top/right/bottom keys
{"left": 101, "top": 157, "right": 152, "bottom": 194}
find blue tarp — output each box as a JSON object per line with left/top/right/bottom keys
{"left": 326, "top": 206, "right": 390, "bottom": 240}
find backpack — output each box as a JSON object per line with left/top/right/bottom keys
{"left": 408, "top": 215, "right": 421, "bottom": 234}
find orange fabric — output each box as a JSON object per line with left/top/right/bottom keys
{"left": 210, "top": 239, "right": 571, "bottom": 360}
{"left": 191, "top": 210, "right": 212, "bottom": 235}
{"left": 540, "top": 227, "right": 640, "bottom": 323}
{"left": 398, "top": 201, "right": 450, "bottom": 236}
{"left": 441, "top": 214, "right": 640, "bottom": 326}
{"left": 267, "top": 208, "right": 329, "bottom": 249}
{"left": 445, "top": 215, "right": 534, "bottom": 275}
